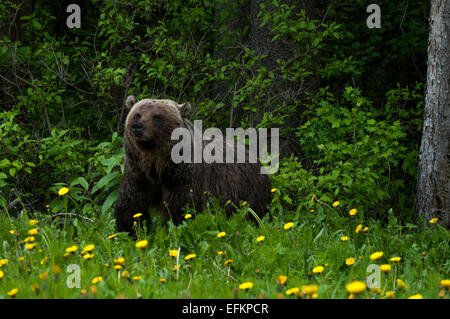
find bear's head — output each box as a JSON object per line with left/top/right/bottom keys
{"left": 124, "top": 95, "right": 191, "bottom": 152}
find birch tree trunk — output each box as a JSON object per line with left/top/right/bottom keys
{"left": 415, "top": 0, "right": 450, "bottom": 228}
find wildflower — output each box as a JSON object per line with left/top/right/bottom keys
{"left": 7, "top": 288, "right": 18, "bottom": 297}
{"left": 65, "top": 246, "right": 78, "bottom": 254}
{"left": 370, "top": 251, "right": 383, "bottom": 260}
{"left": 58, "top": 187, "right": 69, "bottom": 196}
{"left": 340, "top": 236, "right": 350, "bottom": 241}
{"left": 218, "top": 251, "right": 226, "bottom": 255}
{"left": 9, "top": 230, "right": 15, "bottom": 235}
{"left": 349, "top": 208, "right": 357, "bottom": 216}
{"left": 440, "top": 279, "right": 450, "bottom": 289}
{"left": 345, "top": 257, "right": 355, "bottom": 266}
{"left": 312, "top": 293, "right": 318, "bottom": 299}
{"left": 224, "top": 259, "right": 233, "bottom": 266}
{"left": 242, "top": 201, "right": 247, "bottom": 207}
{"left": 25, "top": 243, "right": 37, "bottom": 250}
{"left": 271, "top": 188, "right": 277, "bottom": 193}
{"left": 107, "top": 233, "right": 118, "bottom": 239}
{"left": 121, "top": 271, "right": 130, "bottom": 278}
{"left": 160, "top": 278, "right": 166, "bottom": 283}
{"left": 312, "top": 266, "right": 324, "bottom": 274}
{"left": 114, "top": 265, "right": 122, "bottom": 270}
{"left": 53, "top": 265, "right": 61, "bottom": 274}
{"left": 385, "top": 291, "right": 394, "bottom": 298}
{"left": 283, "top": 222, "right": 294, "bottom": 230}
{"left": 184, "top": 214, "right": 192, "bottom": 220}
{"left": 169, "top": 250, "right": 178, "bottom": 257}
{"left": 239, "top": 282, "right": 253, "bottom": 290}
{"left": 32, "top": 283, "right": 39, "bottom": 292}
{"left": 390, "top": 257, "right": 401, "bottom": 262}
{"left": 311, "top": 195, "right": 315, "bottom": 202}
{"left": 133, "top": 213, "right": 143, "bottom": 219}
{"left": 83, "top": 253, "right": 94, "bottom": 260}
{"left": 362, "top": 227, "right": 369, "bottom": 232}
{"left": 310, "top": 209, "right": 315, "bottom": 213}
{"left": 345, "top": 281, "right": 366, "bottom": 294}
{"left": 40, "top": 257, "right": 47, "bottom": 265}
{"left": 217, "top": 232, "right": 226, "bottom": 238}
{"left": 24, "top": 236, "right": 35, "bottom": 243}
{"left": 28, "top": 228, "right": 39, "bottom": 236}
{"left": 83, "top": 244, "right": 95, "bottom": 252}
{"left": 332, "top": 201, "right": 340, "bottom": 207}
{"left": 18, "top": 257, "right": 24, "bottom": 261}
{"left": 408, "top": 294, "right": 423, "bottom": 299}
{"left": 380, "top": 264, "right": 391, "bottom": 273}
{"left": 39, "top": 272, "right": 49, "bottom": 280}
{"left": 91, "top": 276, "right": 103, "bottom": 284}
{"left": 135, "top": 240, "right": 148, "bottom": 249}
{"left": 256, "top": 236, "right": 265, "bottom": 242}
{"left": 277, "top": 275, "right": 287, "bottom": 285}
{"left": 0, "top": 270, "right": 3, "bottom": 279}
{"left": 114, "top": 257, "right": 125, "bottom": 265}
{"left": 301, "top": 285, "right": 319, "bottom": 295}
{"left": 286, "top": 287, "right": 299, "bottom": 295}
{"left": 29, "top": 220, "right": 39, "bottom": 226}
{"left": 184, "top": 254, "right": 196, "bottom": 261}
{"left": 397, "top": 279, "right": 408, "bottom": 290}
{"left": 429, "top": 218, "right": 438, "bottom": 224}
{"left": 370, "top": 287, "right": 381, "bottom": 294}
{"left": 0, "top": 259, "right": 8, "bottom": 267}
{"left": 132, "top": 276, "right": 142, "bottom": 281}
{"left": 355, "top": 224, "right": 363, "bottom": 233}
{"left": 225, "top": 200, "right": 231, "bottom": 206}
{"left": 173, "top": 265, "right": 180, "bottom": 271}
{"left": 89, "top": 285, "right": 98, "bottom": 294}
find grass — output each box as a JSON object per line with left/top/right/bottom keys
{"left": 0, "top": 190, "right": 449, "bottom": 299}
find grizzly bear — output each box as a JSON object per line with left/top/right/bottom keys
{"left": 114, "top": 95, "right": 272, "bottom": 233}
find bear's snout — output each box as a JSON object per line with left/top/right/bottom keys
{"left": 131, "top": 122, "right": 144, "bottom": 136}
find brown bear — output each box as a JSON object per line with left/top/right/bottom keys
{"left": 114, "top": 95, "right": 272, "bottom": 233}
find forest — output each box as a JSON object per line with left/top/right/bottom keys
{"left": 0, "top": 0, "right": 448, "bottom": 300}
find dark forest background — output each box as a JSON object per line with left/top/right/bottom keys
{"left": 0, "top": 0, "right": 429, "bottom": 222}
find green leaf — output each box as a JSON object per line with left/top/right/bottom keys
{"left": 102, "top": 190, "right": 119, "bottom": 214}
{"left": 70, "top": 177, "right": 89, "bottom": 191}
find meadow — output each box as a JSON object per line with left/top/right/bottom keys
{"left": 0, "top": 187, "right": 448, "bottom": 299}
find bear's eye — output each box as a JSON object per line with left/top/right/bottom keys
{"left": 134, "top": 114, "right": 141, "bottom": 121}
{"left": 153, "top": 115, "right": 162, "bottom": 123}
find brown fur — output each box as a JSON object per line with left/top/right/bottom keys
{"left": 114, "top": 96, "right": 272, "bottom": 234}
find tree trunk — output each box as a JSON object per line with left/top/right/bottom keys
{"left": 415, "top": 0, "right": 450, "bottom": 228}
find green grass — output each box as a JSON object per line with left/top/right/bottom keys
{"left": 0, "top": 192, "right": 449, "bottom": 299}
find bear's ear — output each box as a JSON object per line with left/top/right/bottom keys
{"left": 178, "top": 102, "right": 191, "bottom": 118}
{"left": 125, "top": 95, "right": 138, "bottom": 112}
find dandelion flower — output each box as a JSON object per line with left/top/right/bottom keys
{"left": 40, "top": 272, "right": 48, "bottom": 280}
{"left": 25, "top": 243, "right": 36, "bottom": 250}
{"left": 397, "top": 279, "right": 408, "bottom": 290}
{"left": 363, "top": 227, "right": 369, "bottom": 232}
{"left": 0, "top": 270, "right": 3, "bottom": 279}
{"left": 239, "top": 282, "right": 253, "bottom": 290}
{"left": 345, "top": 257, "right": 355, "bottom": 266}
{"left": 132, "top": 276, "right": 142, "bottom": 281}
{"left": 311, "top": 195, "right": 315, "bottom": 202}
{"left": 242, "top": 201, "right": 247, "bottom": 207}
{"left": 439, "top": 279, "right": 450, "bottom": 288}
{"left": 312, "top": 266, "right": 324, "bottom": 274}
{"left": 218, "top": 251, "right": 226, "bottom": 255}
{"left": 133, "top": 213, "right": 143, "bottom": 219}
{"left": 301, "top": 284, "right": 318, "bottom": 295}
{"left": 107, "top": 233, "right": 118, "bottom": 239}
{"left": 173, "top": 265, "right": 180, "bottom": 271}
{"left": 271, "top": 188, "right": 277, "bottom": 193}
{"left": 370, "top": 251, "right": 384, "bottom": 260}
{"left": 159, "top": 278, "right": 166, "bottom": 283}
{"left": 370, "top": 287, "right": 381, "bottom": 294}
{"left": 121, "top": 271, "right": 130, "bottom": 278}
{"left": 58, "top": 187, "right": 69, "bottom": 196}
{"left": 184, "top": 254, "right": 196, "bottom": 261}
{"left": 310, "top": 209, "right": 315, "bottom": 213}
{"left": 385, "top": 291, "right": 394, "bottom": 298}
{"left": 0, "top": 259, "right": 8, "bottom": 267}
{"left": 277, "top": 275, "right": 287, "bottom": 285}
{"left": 114, "top": 257, "right": 125, "bottom": 265}
{"left": 408, "top": 294, "right": 423, "bottom": 299}
{"left": 340, "top": 236, "right": 350, "bottom": 242}
{"left": 83, "top": 253, "right": 94, "bottom": 260}
{"left": 217, "top": 232, "right": 226, "bottom": 238}
{"left": 349, "top": 208, "right": 357, "bottom": 216}
{"left": 345, "top": 281, "right": 366, "bottom": 294}
{"left": 7, "top": 288, "right": 18, "bottom": 297}
{"left": 380, "top": 264, "right": 391, "bottom": 273}
{"left": 114, "top": 265, "right": 122, "bottom": 270}
{"left": 225, "top": 200, "right": 231, "bottom": 206}
{"left": 224, "top": 259, "right": 233, "bottom": 266}
{"left": 65, "top": 246, "right": 78, "bottom": 254}
{"left": 29, "top": 220, "right": 39, "bottom": 226}
{"left": 256, "top": 236, "right": 265, "bottom": 242}
{"left": 169, "top": 250, "right": 178, "bottom": 257}
{"left": 28, "top": 228, "right": 39, "bottom": 236}
{"left": 429, "top": 218, "right": 438, "bottom": 224}
{"left": 332, "top": 201, "right": 340, "bottom": 207}
{"left": 24, "top": 236, "right": 35, "bottom": 243}
{"left": 283, "top": 222, "right": 294, "bottom": 230}
{"left": 184, "top": 214, "right": 192, "bottom": 220}
{"left": 355, "top": 224, "right": 363, "bottom": 233}
{"left": 390, "top": 257, "right": 401, "bottom": 262}
{"left": 91, "top": 276, "right": 103, "bottom": 284}
{"left": 83, "top": 244, "right": 95, "bottom": 252}
{"left": 135, "top": 240, "right": 148, "bottom": 249}
{"left": 286, "top": 287, "right": 299, "bottom": 295}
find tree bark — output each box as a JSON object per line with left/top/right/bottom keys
{"left": 415, "top": 0, "right": 450, "bottom": 228}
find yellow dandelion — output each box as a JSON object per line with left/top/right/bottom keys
{"left": 24, "top": 236, "right": 35, "bottom": 243}
{"left": 0, "top": 270, "right": 3, "bottom": 279}
{"left": 159, "top": 278, "right": 166, "bottom": 283}
{"left": 133, "top": 213, "right": 143, "bottom": 219}
{"left": 83, "top": 253, "right": 94, "bottom": 260}
{"left": 385, "top": 291, "right": 395, "bottom": 298}
{"left": 184, "top": 214, "right": 192, "bottom": 220}
{"left": 429, "top": 218, "right": 438, "bottom": 224}
{"left": 25, "top": 243, "right": 36, "bottom": 251}
{"left": 345, "top": 281, "right": 366, "bottom": 294}
{"left": 390, "top": 257, "right": 401, "bottom": 262}
{"left": 89, "top": 285, "right": 98, "bottom": 294}
{"left": 39, "top": 272, "right": 48, "bottom": 280}
{"left": 286, "top": 287, "right": 299, "bottom": 295}
{"left": 271, "top": 188, "right": 277, "bottom": 193}
{"left": 29, "top": 219, "right": 39, "bottom": 226}
{"left": 349, "top": 208, "right": 357, "bottom": 216}
{"left": 121, "top": 271, "right": 130, "bottom": 278}
{"left": 310, "top": 209, "right": 315, "bottom": 213}
{"left": 114, "top": 265, "right": 122, "bottom": 270}
{"left": 397, "top": 279, "right": 408, "bottom": 290}
{"left": 91, "top": 276, "right": 103, "bottom": 284}
{"left": 312, "top": 266, "right": 324, "bottom": 274}
{"left": 0, "top": 259, "right": 8, "bottom": 267}
{"left": 18, "top": 257, "right": 24, "bottom": 261}
{"left": 277, "top": 275, "right": 287, "bottom": 285}
{"left": 362, "top": 226, "right": 369, "bottom": 232}
{"left": 217, "top": 232, "right": 226, "bottom": 238}
{"left": 370, "top": 287, "right": 381, "bottom": 294}
{"left": 224, "top": 259, "right": 233, "bottom": 266}
{"left": 439, "top": 279, "right": 450, "bottom": 288}
{"left": 301, "top": 284, "right": 318, "bottom": 295}
{"left": 225, "top": 200, "right": 231, "bottom": 206}
{"left": 218, "top": 250, "right": 226, "bottom": 255}
{"left": 114, "top": 257, "right": 125, "bottom": 265}
{"left": 173, "top": 265, "right": 180, "bottom": 271}
{"left": 58, "top": 187, "right": 69, "bottom": 196}
{"left": 40, "top": 257, "right": 48, "bottom": 265}
{"left": 332, "top": 201, "right": 340, "bottom": 207}
{"left": 184, "top": 254, "right": 196, "bottom": 261}
{"left": 53, "top": 265, "right": 61, "bottom": 274}
{"left": 239, "top": 282, "right": 253, "bottom": 290}
{"left": 370, "top": 251, "right": 384, "bottom": 260}
{"left": 256, "top": 236, "right": 265, "bottom": 243}
{"left": 311, "top": 195, "right": 315, "bottom": 202}
{"left": 107, "top": 233, "right": 118, "bottom": 239}
{"left": 312, "top": 293, "right": 318, "bottom": 299}
{"left": 65, "top": 245, "right": 78, "bottom": 253}
{"left": 340, "top": 236, "right": 350, "bottom": 242}
{"left": 408, "top": 294, "right": 423, "bottom": 299}
{"left": 9, "top": 230, "right": 15, "bottom": 235}
{"left": 132, "top": 276, "right": 142, "bottom": 281}
{"left": 345, "top": 257, "right": 355, "bottom": 266}
{"left": 169, "top": 249, "right": 178, "bottom": 257}
{"left": 355, "top": 224, "right": 363, "bottom": 233}
{"left": 83, "top": 244, "right": 95, "bottom": 252}
{"left": 380, "top": 264, "right": 391, "bottom": 273}
{"left": 135, "top": 240, "right": 148, "bottom": 249}
{"left": 242, "top": 201, "right": 247, "bottom": 207}
{"left": 283, "top": 222, "right": 294, "bottom": 230}
{"left": 28, "top": 228, "right": 38, "bottom": 235}
{"left": 7, "top": 288, "right": 18, "bottom": 297}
